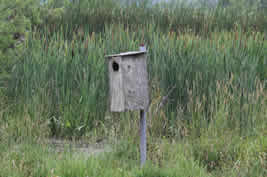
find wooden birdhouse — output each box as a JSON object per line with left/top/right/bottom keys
{"left": 106, "top": 50, "right": 149, "bottom": 112}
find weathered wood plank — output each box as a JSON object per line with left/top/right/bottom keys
{"left": 109, "top": 57, "right": 125, "bottom": 112}
{"left": 122, "top": 55, "right": 149, "bottom": 111}
{"left": 107, "top": 52, "right": 149, "bottom": 112}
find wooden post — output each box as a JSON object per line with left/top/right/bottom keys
{"left": 139, "top": 44, "right": 147, "bottom": 167}
{"left": 140, "top": 109, "right": 147, "bottom": 166}
{"left": 106, "top": 45, "right": 149, "bottom": 167}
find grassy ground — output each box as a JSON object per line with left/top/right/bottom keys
{"left": 0, "top": 92, "right": 266, "bottom": 176}
{"left": 0, "top": 1, "right": 267, "bottom": 176}
{"left": 0, "top": 118, "right": 266, "bottom": 177}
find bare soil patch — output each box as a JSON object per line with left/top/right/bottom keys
{"left": 46, "top": 138, "right": 112, "bottom": 157}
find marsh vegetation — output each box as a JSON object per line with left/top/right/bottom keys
{"left": 0, "top": 0, "right": 266, "bottom": 176}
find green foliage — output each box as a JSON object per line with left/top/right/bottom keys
{"left": 257, "top": 40, "right": 267, "bottom": 81}
{"left": 0, "top": 1, "right": 266, "bottom": 176}
{"left": 0, "top": 0, "right": 29, "bottom": 73}
{"left": 36, "top": 0, "right": 267, "bottom": 38}
{"left": 190, "top": 97, "right": 266, "bottom": 176}
{"left": 6, "top": 23, "right": 266, "bottom": 137}
{"left": 192, "top": 130, "right": 267, "bottom": 176}
{"left": 0, "top": 102, "right": 50, "bottom": 144}
{"left": 0, "top": 0, "right": 66, "bottom": 75}
{"left": 0, "top": 140, "right": 210, "bottom": 177}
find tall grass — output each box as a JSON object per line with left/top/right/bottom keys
{"left": 0, "top": 1, "right": 266, "bottom": 176}
{"left": 6, "top": 23, "right": 266, "bottom": 137}
{"left": 40, "top": 0, "right": 267, "bottom": 38}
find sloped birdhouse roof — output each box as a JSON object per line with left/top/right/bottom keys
{"left": 105, "top": 51, "right": 146, "bottom": 58}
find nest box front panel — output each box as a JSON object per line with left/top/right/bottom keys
{"left": 109, "top": 56, "right": 125, "bottom": 112}
{"left": 122, "top": 55, "right": 149, "bottom": 111}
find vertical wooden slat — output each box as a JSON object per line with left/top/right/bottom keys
{"left": 109, "top": 57, "right": 125, "bottom": 112}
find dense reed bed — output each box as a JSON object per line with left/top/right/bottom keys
{"left": 5, "top": 24, "right": 266, "bottom": 137}
{"left": 41, "top": 0, "right": 267, "bottom": 37}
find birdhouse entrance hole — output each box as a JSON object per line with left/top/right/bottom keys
{"left": 106, "top": 49, "right": 149, "bottom": 167}
{"left": 112, "top": 61, "right": 119, "bottom": 71}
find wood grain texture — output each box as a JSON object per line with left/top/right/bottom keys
{"left": 109, "top": 57, "right": 125, "bottom": 112}
{"left": 107, "top": 53, "right": 149, "bottom": 112}
{"left": 122, "top": 55, "right": 149, "bottom": 111}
